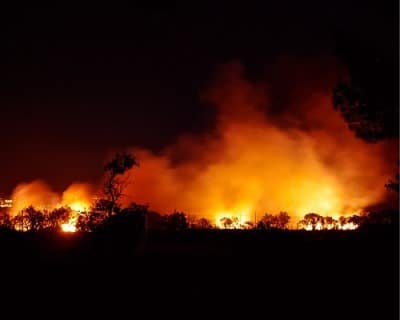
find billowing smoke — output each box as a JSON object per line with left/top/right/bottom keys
{"left": 121, "top": 59, "right": 396, "bottom": 224}
{"left": 8, "top": 58, "right": 397, "bottom": 225}
{"left": 10, "top": 181, "right": 94, "bottom": 216}
{"left": 10, "top": 180, "right": 60, "bottom": 216}
{"left": 61, "top": 183, "right": 94, "bottom": 212}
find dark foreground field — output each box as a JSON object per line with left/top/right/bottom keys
{"left": 0, "top": 228, "right": 397, "bottom": 319}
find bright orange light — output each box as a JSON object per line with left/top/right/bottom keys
{"left": 68, "top": 202, "right": 88, "bottom": 212}
{"left": 62, "top": 183, "right": 92, "bottom": 212}
{"left": 300, "top": 217, "right": 359, "bottom": 231}
{"left": 215, "top": 209, "right": 251, "bottom": 229}
{"left": 339, "top": 222, "right": 358, "bottom": 230}
{"left": 120, "top": 61, "right": 394, "bottom": 226}
{"left": 61, "top": 222, "right": 77, "bottom": 233}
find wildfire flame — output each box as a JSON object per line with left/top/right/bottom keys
{"left": 300, "top": 218, "right": 359, "bottom": 231}
{"left": 9, "top": 182, "right": 93, "bottom": 232}
{"left": 121, "top": 60, "right": 396, "bottom": 224}
{"left": 6, "top": 59, "right": 397, "bottom": 228}
{"left": 61, "top": 221, "right": 77, "bottom": 233}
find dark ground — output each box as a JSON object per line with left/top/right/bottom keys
{"left": 0, "top": 228, "right": 397, "bottom": 319}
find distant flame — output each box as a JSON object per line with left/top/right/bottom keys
{"left": 60, "top": 210, "right": 81, "bottom": 233}
{"left": 339, "top": 222, "right": 358, "bottom": 231}
{"left": 121, "top": 60, "right": 395, "bottom": 224}
{"left": 7, "top": 59, "right": 397, "bottom": 229}
{"left": 215, "top": 210, "right": 251, "bottom": 229}
{"left": 68, "top": 202, "right": 88, "bottom": 213}
{"left": 300, "top": 219, "right": 359, "bottom": 231}
{"left": 61, "top": 221, "right": 77, "bottom": 233}
{"left": 61, "top": 183, "right": 92, "bottom": 212}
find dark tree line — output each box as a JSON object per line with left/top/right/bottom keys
{"left": 0, "top": 152, "right": 397, "bottom": 233}
{"left": 297, "top": 211, "right": 396, "bottom": 231}
{"left": 332, "top": 20, "right": 398, "bottom": 142}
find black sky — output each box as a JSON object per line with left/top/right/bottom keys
{"left": 0, "top": 2, "right": 397, "bottom": 193}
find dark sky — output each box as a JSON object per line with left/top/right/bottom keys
{"left": 0, "top": 2, "right": 396, "bottom": 193}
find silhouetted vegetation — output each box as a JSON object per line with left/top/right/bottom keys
{"left": 0, "top": 211, "right": 11, "bottom": 230}
{"left": 385, "top": 172, "right": 399, "bottom": 193}
{"left": 76, "top": 211, "right": 107, "bottom": 232}
{"left": 47, "top": 207, "right": 70, "bottom": 229}
{"left": 102, "top": 152, "right": 139, "bottom": 217}
{"left": 195, "top": 217, "right": 213, "bottom": 229}
{"left": 332, "top": 28, "right": 398, "bottom": 142}
{"left": 257, "top": 212, "right": 290, "bottom": 230}
{"left": 164, "top": 211, "right": 188, "bottom": 231}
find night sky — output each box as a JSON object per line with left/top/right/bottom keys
{"left": 0, "top": 2, "right": 396, "bottom": 193}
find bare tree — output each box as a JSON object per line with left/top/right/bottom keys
{"left": 102, "top": 152, "right": 138, "bottom": 217}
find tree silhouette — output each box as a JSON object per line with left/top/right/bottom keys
{"left": 323, "top": 216, "right": 337, "bottom": 229}
{"left": 47, "top": 207, "right": 70, "bottom": 229}
{"left": 145, "top": 210, "right": 165, "bottom": 230}
{"left": 12, "top": 206, "right": 46, "bottom": 231}
{"left": 257, "top": 213, "right": 276, "bottom": 230}
{"left": 197, "top": 217, "right": 213, "bottom": 229}
{"left": 348, "top": 215, "right": 363, "bottom": 226}
{"left": 362, "top": 210, "right": 395, "bottom": 226}
{"left": 0, "top": 211, "right": 12, "bottom": 230}
{"left": 276, "top": 212, "right": 290, "bottom": 229}
{"left": 243, "top": 221, "right": 254, "bottom": 229}
{"left": 338, "top": 216, "right": 350, "bottom": 228}
{"left": 231, "top": 217, "right": 240, "bottom": 229}
{"left": 102, "top": 152, "right": 138, "bottom": 217}
{"left": 257, "top": 212, "right": 290, "bottom": 230}
{"left": 332, "top": 26, "right": 398, "bottom": 142}
{"left": 76, "top": 211, "right": 107, "bottom": 232}
{"left": 385, "top": 172, "right": 399, "bottom": 193}
{"left": 220, "top": 217, "right": 233, "bottom": 229}
{"left": 165, "top": 212, "right": 188, "bottom": 231}
{"left": 303, "top": 213, "right": 323, "bottom": 230}
{"left": 107, "top": 203, "right": 147, "bottom": 234}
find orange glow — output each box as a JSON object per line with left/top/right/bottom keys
{"left": 10, "top": 180, "right": 60, "bottom": 216}
{"left": 59, "top": 184, "right": 93, "bottom": 232}
{"left": 299, "top": 215, "right": 360, "bottom": 231}
{"left": 8, "top": 59, "right": 398, "bottom": 227}
{"left": 121, "top": 60, "right": 396, "bottom": 225}
{"left": 215, "top": 210, "right": 251, "bottom": 229}
{"left": 61, "top": 221, "right": 77, "bottom": 232}
{"left": 339, "top": 222, "right": 358, "bottom": 231}
{"left": 301, "top": 221, "right": 359, "bottom": 231}
{"left": 10, "top": 182, "right": 93, "bottom": 231}
{"left": 61, "top": 183, "right": 92, "bottom": 212}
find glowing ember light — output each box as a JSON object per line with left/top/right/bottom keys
{"left": 339, "top": 222, "right": 358, "bottom": 230}
{"left": 61, "top": 222, "right": 77, "bottom": 233}
{"left": 299, "top": 216, "right": 359, "bottom": 231}
{"left": 117, "top": 63, "right": 394, "bottom": 227}
{"left": 304, "top": 224, "right": 313, "bottom": 231}
{"left": 68, "top": 202, "right": 88, "bottom": 212}
{"left": 60, "top": 209, "right": 82, "bottom": 233}
{"left": 215, "top": 210, "right": 251, "bottom": 229}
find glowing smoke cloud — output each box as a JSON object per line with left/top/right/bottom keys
{"left": 122, "top": 59, "right": 396, "bottom": 224}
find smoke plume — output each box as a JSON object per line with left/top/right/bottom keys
{"left": 121, "top": 58, "right": 396, "bottom": 224}
{"left": 9, "top": 58, "right": 396, "bottom": 225}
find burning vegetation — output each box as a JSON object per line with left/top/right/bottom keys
{"left": 121, "top": 60, "right": 396, "bottom": 223}
{"left": 0, "top": 60, "right": 397, "bottom": 234}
